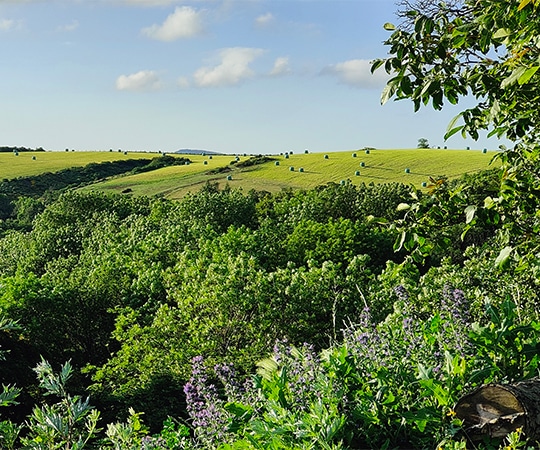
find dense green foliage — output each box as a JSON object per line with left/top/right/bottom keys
{"left": 0, "top": 182, "right": 411, "bottom": 430}
{"left": 0, "top": 162, "right": 538, "bottom": 448}
{"left": 1, "top": 0, "right": 540, "bottom": 447}
{"left": 1, "top": 155, "right": 539, "bottom": 448}
{"left": 372, "top": 0, "right": 540, "bottom": 272}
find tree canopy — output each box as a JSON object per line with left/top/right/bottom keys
{"left": 373, "top": 0, "right": 540, "bottom": 272}
{"left": 373, "top": 0, "right": 540, "bottom": 144}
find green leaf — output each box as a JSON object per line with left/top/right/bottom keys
{"left": 394, "top": 230, "right": 407, "bottom": 251}
{"left": 444, "top": 112, "right": 463, "bottom": 136}
{"left": 484, "top": 196, "right": 495, "bottom": 208}
{"left": 383, "top": 22, "right": 396, "bottom": 31}
{"left": 495, "top": 246, "right": 513, "bottom": 269}
{"left": 370, "top": 59, "right": 384, "bottom": 74}
{"left": 518, "top": 66, "right": 539, "bottom": 85}
{"left": 396, "top": 202, "right": 410, "bottom": 211}
{"left": 492, "top": 28, "right": 511, "bottom": 39}
{"left": 444, "top": 125, "right": 464, "bottom": 140}
{"left": 417, "top": 364, "right": 431, "bottom": 380}
{"left": 380, "top": 78, "right": 398, "bottom": 105}
{"left": 501, "top": 67, "right": 528, "bottom": 89}
{"left": 464, "top": 205, "right": 477, "bottom": 224}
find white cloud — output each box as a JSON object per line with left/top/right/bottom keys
{"left": 0, "top": 18, "right": 14, "bottom": 31}
{"left": 322, "top": 59, "right": 389, "bottom": 88}
{"left": 142, "top": 6, "right": 203, "bottom": 41}
{"left": 57, "top": 19, "right": 79, "bottom": 32}
{"left": 255, "top": 12, "right": 274, "bottom": 27}
{"left": 193, "top": 47, "right": 264, "bottom": 88}
{"left": 270, "top": 56, "right": 290, "bottom": 76}
{"left": 115, "top": 70, "right": 162, "bottom": 91}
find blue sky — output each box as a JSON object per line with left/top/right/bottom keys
{"left": 0, "top": 0, "right": 507, "bottom": 154}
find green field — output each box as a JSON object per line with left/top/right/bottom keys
{"left": 82, "top": 148, "right": 499, "bottom": 198}
{"left": 0, "top": 151, "right": 158, "bottom": 180}
{"left": 0, "top": 149, "right": 499, "bottom": 199}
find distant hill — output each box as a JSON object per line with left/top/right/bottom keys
{"left": 174, "top": 149, "right": 223, "bottom": 155}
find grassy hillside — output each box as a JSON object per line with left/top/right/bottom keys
{"left": 0, "top": 148, "right": 499, "bottom": 199}
{"left": 82, "top": 148, "right": 499, "bottom": 198}
{"left": 0, "top": 151, "right": 157, "bottom": 180}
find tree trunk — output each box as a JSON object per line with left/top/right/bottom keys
{"left": 454, "top": 378, "right": 540, "bottom": 441}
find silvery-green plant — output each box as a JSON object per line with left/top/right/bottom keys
{"left": 20, "top": 358, "right": 101, "bottom": 449}
{"left": 0, "top": 316, "right": 22, "bottom": 450}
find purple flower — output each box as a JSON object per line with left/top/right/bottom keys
{"left": 394, "top": 285, "right": 409, "bottom": 302}
{"left": 183, "top": 356, "right": 229, "bottom": 445}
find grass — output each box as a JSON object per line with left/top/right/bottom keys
{"left": 0, "top": 151, "right": 158, "bottom": 180}
{"left": 84, "top": 148, "right": 500, "bottom": 199}
{"left": 0, "top": 149, "right": 500, "bottom": 199}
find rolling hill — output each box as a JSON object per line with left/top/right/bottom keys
{"left": 0, "top": 148, "right": 499, "bottom": 199}
{"left": 80, "top": 148, "right": 499, "bottom": 199}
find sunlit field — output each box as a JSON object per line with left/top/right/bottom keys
{"left": 83, "top": 148, "right": 499, "bottom": 198}
{"left": 0, "top": 151, "right": 160, "bottom": 180}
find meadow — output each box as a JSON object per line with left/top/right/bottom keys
{"left": 18, "top": 148, "right": 499, "bottom": 198}
{"left": 0, "top": 149, "right": 497, "bottom": 198}
{"left": 0, "top": 150, "right": 156, "bottom": 180}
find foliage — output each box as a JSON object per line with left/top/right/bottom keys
{"left": 21, "top": 359, "right": 102, "bottom": 449}
{"left": 178, "top": 290, "right": 540, "bottom": 449}
{"left": 373, "top": 0, "right": 540, "bottom": 143}
{"left": 417, "top": 137, "right": 430, "bottom": 149}
{"left": 0, "top": 144, "right": 538, "bottom": 448}
{"left": 372, "top": 0, "right": 540, "bottom": 271}
{"left": 175, "top": 182, "right": 258, "bottom": 232}
{"left": 0, "top": 146, "right": 45, "bottom": 153}
{"left": 233, "top": 156, "right": 277, "bottom": 168}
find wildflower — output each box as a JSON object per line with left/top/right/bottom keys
{"left": 394, "top": 284, "right": 409, "bottom": 302}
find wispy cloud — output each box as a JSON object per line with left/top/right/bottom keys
{"left": 116, "top": 70, "right": 162, "bottom": 91}
{"left": 142, "top": 6, "right": 204, "bottom": 41}
{"left": 0, "top": 17, "right": 23, "bottom": 32}
{"left": 322, "top": 59, "right": 389, "bottom": 89}
{"left": 0, "top": 18, "right": 14, "bottom": 31}
{"left": 255, "top": 12, "right": 274, "bottom": 27}
{"left": 56, "top": 19, "right": 79, "bottom": 32}
{"left": 269, "top": 56, "right": 290, "bottom": 77}
{"left": 193, "top": 47, "right": 265, "bottom": 88}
